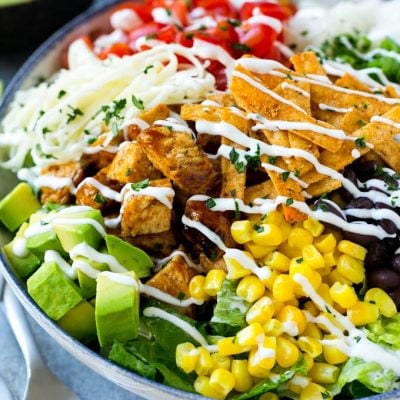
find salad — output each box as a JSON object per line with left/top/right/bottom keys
{"left": 1, "top": 1, "right": 400, "bottom": 399}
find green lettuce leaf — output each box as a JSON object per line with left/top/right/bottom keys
{"left": 367, "top": 314, "right": 400, "bottom": 350}
{"left": 210, "top": 279, "right": 251, "bottom": 336}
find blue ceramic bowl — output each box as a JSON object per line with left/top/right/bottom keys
{"left": 0, "top": 2, "right": 399, "bottom": 400}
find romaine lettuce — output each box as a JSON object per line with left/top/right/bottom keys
{"left": 367, "top": 314, "right": 400, "bottom": 351}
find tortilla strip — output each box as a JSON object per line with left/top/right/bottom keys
{"left": 290, "top": 51, "right": 327, "bottom": 76}
{"left": 306, "top": 177, "right": 342, "bottom": 197}
{"left": 244, "top": 180, "right": 276, "bottom": 204}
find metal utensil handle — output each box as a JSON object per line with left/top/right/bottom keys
{"left": 3, "top": 285, "right": 44, "bottom": 371}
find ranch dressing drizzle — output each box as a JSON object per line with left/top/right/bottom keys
{"left": 35, "top": 176, "right": 75, "bottom": 191}
{"left": 44, "top": 250, "right": 76, "bottom": 279}
{"left": 100, "top": 271, "right": 139, "bottom": 287}
{"left": 370, "top": 115, "right": 400, "bottom": 129}
{"left": 143, "top": 306, "right": 209, "bottom": 346}
{"left": 274, "top": 41, "right": 295, "bottom": 59}
{"left": 76, "top": 178, "right": 121, "bottom": 201}
{"left": 260, "top": 163, "right": 308, "bottom": 188}
{"left": 12, "top": 238, "right": 29, "bottom": 258}
{"left": 247, "top": 7, "right": 282, "bottom": 34}
{"left": 281, "top": 82, "right": 310, "bottom": 97}
{"left": 294, "top": 274, "right": 400, "bottom": 375}
{"left": 344, "top": 208, "right": 400, "bottom": 230}
{"left": 318, "top": 103, "right": 353, "bottom": 113}
{"left": 154, "top": 250, "right": 204, "bottom": 272}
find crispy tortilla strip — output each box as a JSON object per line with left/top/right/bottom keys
{"left": 220, "top": 138, "right": 246, "bottom": 200}
{"left": 290, "top": 51, "right": 327, "bottom": 76}
{"left": 276, "top": 78, "right": 312, "bottom": 114}
{"left": 231, "top": 65, "right": 345, "bottom": 152}
{"left": 288, "top": 132, "right": 319, "bottom": 175}
{"left": 385, "top": 85, "right": 400, "bottom": 99}
{"left": 206, "top": 93, "right": 237, "bottom": 107}
{"left": 311, "top": 102, "right": 348, "bottom": 129}
{"left": 306, "top": 177, "right": 342, "bottom": 197}
{"left": 244, "top": 180, "right": 276, "bottom": 204}
{"left": 341, "top": 109, "right": 370, "bottom": 133}
{"left": 335, "top": 73, "right": 372, "bottom": 92}
{"left": 199, "top": 253, "right": 227, "bottom": 272}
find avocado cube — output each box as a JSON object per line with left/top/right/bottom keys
{"left": 95, "top": 272, "right": 139, "bottom": 347}
{"left": 0, "top": 183, "right": 40, "bottom": 232}
{"left": 76, "top": 257, "right": 109, "bottom": 299}
{"left": 58, "top": 300, "right": 97, "bottom": 342}
{"left": 2, "top": 223, "right": 40, "bottom": 279}
{"left": 105, "top": 234, "right": 152, "bottom": 278}
{"left": 53, "top": 209, "right": 104, "bottom": 252}
{"left": 25, "top": 228, "right": 65, "bottom": 261}
{"left": 27, "top": 262, "right": 83, "bottom": 321}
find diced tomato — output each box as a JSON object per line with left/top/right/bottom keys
{"left": 206, "top": 60, "right": 227, "bottom": 91}
{"left": 155, "top": 25, "right": 180, "bottom": 43}
{"left": 193, "top": 0, "right": 237, "bottom": 19}
{"left": 207, "top": 20, "right": 239, "bottom": 54}
{"left": 128, "top": 22, "right": 161, "bottom": 45}
{"left": 113, "top": 2, "right": 153, "bottom": 22}
{"left": 97, "top": 43, "right": 133, "bottom": 60}
{"left": 240, "top": 2, "right": 293, "bottom": 21}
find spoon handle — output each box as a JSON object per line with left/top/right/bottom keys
{"left": 3, "top": 285, "right": 44, "bottom": 373}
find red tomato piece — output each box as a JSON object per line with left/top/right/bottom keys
{"left": 97, "top": 43, "right": 133, "bottom": 60}
{"left": 240, "top": 2, "right": 293, "bottom": 21}
{"left": 129, "top": 22, "right": 161, "bottom": 45}
{"left": 206, "top": 60, "right": 227, "bottom": 91}
{"left": 113, "top": 2, "right": 152, "bottom": 22}
{"left": 236, "top": 23, "right": 278, "bottom": 58}
{"left": 193, "top": 0, "right": 237, "bottom": 19}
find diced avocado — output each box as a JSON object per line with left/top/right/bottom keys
{"left": 27, "top": 261, "right": 83, "bottom": 321}
{"left": 2, "top": 223, "right": 40, "bottom": 279}
{"left": 25, "top": 228, "right": 65, "bottom": 261}
{"left": 95, "top": 272, "right": 139, "bottom": 347}
{"left": 75, "top": 256, "right": 109, "bottom": 298}
{"left": 53, "top": 209, "right": 104, "bottom": 252}
{"left": 58, "top": 300, "right": 97, "bottom": 342}
{"left": 105, "top": 234, "right": 152, "bottom": 278}
{"left": 0, "top": 183, "right": 40, "bottom": 232}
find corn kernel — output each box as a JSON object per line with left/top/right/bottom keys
{"left": 364, "top": 288, "right": 397, "bottom": 318}
{"left": 211, "top": 353, "right": 231, "bottom": 371}
{"left": 347, "top": 301, "right": 380, "bottom": 326}
{"left": 326, "top": 228, "right": 343, "bottom": 242}
{"left": 279, "top": 242, "right": 302, "bottom": 258}
{"left": 303, "top": 217, "right": 324, "bottom": 237}
{"left": 194, "top": 376, "right": 224, "bottom": 399}
{"left": 209, "top": 368, "right": 235, "bottom": 398}
{"left": 246, "top": 296, "right": 275, "bottom": 324}
{"left": 300, "top": 382, "right": 331, "bottom": 400}
{"left": 272, "top": 274, "right": 296, "bottom": 302}
{"left": 286, "top": 297, "right": 300, "bottom": 307}
{"left": 288, "top": 374, "right": 311, "bottom": 394}
{"left": 247, "top": 349, "right": 271, "bottom": 378}
{"left": 176, "top": 342, "right": 199, "bottom": 373}
{"left": 218, "top": 337, "right": 250, "bottom": 356}
{"left": 264, "top": 251, "right": 291, "bottom": 272}
{"left": 263, "top": 319, "right": 283, "bottom": 337}
{"left": 265, "top": 210, "right": 284, "bottom": 226}
{"left": 277, "top": 305, "right": 307, "bottom": 336}
{"left": 252, "top": 224, "right": 283, "bottom": 246}
{"left": 231, "top": 220, "right": 253, "bottom": 244}
{"left": 263, "top": 267, "right": 279, "bottom": 291}
{"left": 225, "top": 255, "right": 252, "bottom": 280}
{"left": 327, "top": 268, "right": 352, "bottom": 286}
{"left": 231, "top": 360, "right": 253, "bottom": 392}
{"left": 195, "top": 347, "right": 215, "bottom": 376}
{"left": 329, "top": 282, "right": 357, "bottom": 309}
{"left": 288, "top": 228, "right": 313, "bottom": 249}
{"left": 290, "top": 260, "right": 321, "bottom": 295}
{"left": 236, "top": 323, "right": 264, "bottom": 347}
{"left": 323, "top": 250, "right": 338, "bottom": 268}
{"left": 314, "top": 233, "right": 337, "bottom": 253}
{"left": 189, "top": 275, "right": 209, "bottom": 301}
{"left": 253, "top": 336, "right": 277, "bottom": 370}
{"left": 259, "top": 393, "right": 279, "bottom": 400}
{"left": 276, "top": 337, "right": 300, "bottom": 368}
{"left": 317, "top": 283, "right": 333, "bottom": 305}
{"left": 303, "top": 354, "right": 314, "bottom": 372}
{"left": 298, "top": 336, "right": 322, "bottom": 358}
{"left": 302, "top": 244, "right": 325, "bottom": 269}
{"left": 318, "top": 266, "right": 332, "bottom": 277}
{"left": 272, "top": 299, "right": 285, "bottom": 316}
{"left": 204, "top": 269, "right": 226, "bottom": 297}
{"left": 309, "top": 362, "right": 340, "bottom": 384}
{"left": 237, "top": 275, "right": 265, "bottom": 303}
{"left": 279, "top": 221, "right": 292, "bottom": 242}
{"left": 337, "top": 254, "right": 365, "bottom": 284}
{"left": 302, "top": 323, "right": 322, "bottom": 339}
{"left": 244, "top": 242, "right": 275, "bottom": 259}
{"left": 303, "top": 301, "right": 320, "bottom": 318}
{"left": 322, "top": 336, "right": 349, "bottom": 364}
{"left": 338, "top": 240, "right": 367, "bottom": 261}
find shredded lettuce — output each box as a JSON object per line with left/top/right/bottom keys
{"left": 367, "top": 314, "right": 400, "bottom": 351}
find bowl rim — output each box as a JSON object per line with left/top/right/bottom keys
{"left": 0, "top": 2, "right": 399, "bottom": 400}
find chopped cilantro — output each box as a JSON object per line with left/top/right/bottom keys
{"left": 177, "top": 292, "right": 185, "bottom": 301}
{"left": 301, "top": 30, "right": 309, "bottom": 36}
{"left": 232, "top": 43, "right": 251, "bottom": 53}
{"left": 281, "top": 171, "right": 290, "bottom": 182}
{"left": 253, "top": 224, "right": 264, "bottom": 233}
{"left": 131, "top": 178, "right": 149, "bottom": 191}
{"left": 268, "top": 156, "right": 278, "bottom": 165}
{"left": 355, "top": 136, "right": 367, "bottom": 148}
{"left": 286, "top": 197, "right": 294, "bottom": 206}
{"left": 234, "top": 199, "right": 240, "bottom": 219}
{"left": 58, "top": 89, "right": 67, "bottom": 99}
{"left": 66, "top": 105, "right": 83, "bottom": 124}
{"left": 131, "top": 95, "right": 145, "bottom": 110}
{"left": 94, "top": 193, "right": 106, "bottom": 204}
{"left": 294, "top": 169, "right": 300, "bottom": 177}
{"left": 206, "top": 197, "right": 216, "bottom": 209}
{"left": 145, "top": 33, "right": 157, "bottom": 40}
{"left": 230, "top": 188, "right": 237, "bottom": 197}
{"left": 125, "top": 168, "right": 132, "bottom": 177}
{"left": 354, "top": 336, "right": 362, "bottom": 343}
{"left": 244, "top": 144, "right": 261, "bottom": 171}
{"left": 87, "top": 137, "right": 97, "bottom": 144}
{"left": 356, "top": 119, "right": 366, "bottom": 127}
{"left": 322, "top": 391, "right": 331, "bottom": 399}
{"left": 165, "top": 8, "right": 172, "bottom": 16}
{"left": 228, "top": 19, "right": 241, "bottom": 27}
{"left": 229, "top": 147, "right": 245, "bottom": 173}
{"left": 102, "top": 99, "right": 127, "bottom": 125}
{"left": 42, "top": 127, "right": 51, "bottom": 134}
{"left": 296, "top": 257, "right": 303, "bottom": 264}
{"left": 144, "top": 65, "right": 154, "bottom": 74}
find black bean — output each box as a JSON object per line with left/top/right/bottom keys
{"left": 343, "top": 231, "right": 376, "bottom": 246}
{"left": 344, "top": 168, "right": 358, "bottom": 185}
{"left": 392, "top": 254, "right": 400, "bottom": 274}
{"left": 375, "top": 202, "right": 394, "bottom": 211}
{"left": 368, "top": 268, "right": 400, "bottom": 289}
{"left": 345, "top": 197, "right": 374, "bottom": 210}
{"left": 314, "top": 200, "right": 346, "bottom": 220}
{"left": 378, "top": 219, "right": 397, "bottom": 234}
{"left": 365, "top": 241, "right": 389, "bottom": 270}
{"left": 389, "top": 287, "right": 400, "bottom": 309}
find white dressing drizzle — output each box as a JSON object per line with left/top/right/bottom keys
{"left": 281, "top": 82, "right": 310, "bottom": 97}
{"left": 154, "top": 250, "right": 204, "bottom": 273}
{"left": 100, "top": 271, "right": 139, "bottom": 287}
{"left": 318, "top": 103, "right": 353, "bottom": 113}
{"left": 44, "top": 250, "right": 76, "bottom": 279}
{"left": 370, "top": 115, "right": 400, "bottom": 129}
{"left": 12, "top": 238, "right": 29, "bottom": 258}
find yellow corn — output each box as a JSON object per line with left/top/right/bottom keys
{"left": 176, "top": 342, "right": 199, "bottom": 373}
{"left": 314, "top": 233, "right": 337, "bottom": 253}
{"left": 338, "top": 240, "right": 367, "bottom": 261}
{"left": 209, "top": 368, "right": 235, "bottom": 398}
{"left": 244, "top": 242, "right": 275, "bottom": 259}
{"left": 364, "top": 288, "right": 397, "bottom": 318}
{"left": 218, "top": 337, "right": 250, "bottom": 356}
{"left": 300, "top": 382, "right": 331, "bottom": 400}
{"left": 309, "top": 362, "right": 340, "bottom": 384}
{"left": 348, "top": 301, "right": 380, "bottom": 326}
{"left": 318, "top": 266, "right": 332, "bottom": 277}
{"left": 252, "top": 224, "right": 284, "bottom": 246}
{"left": 279, "top": 221, "right": 292, "bottom": 242}
{"left": 231, "top": 360, "right": 253, "bottom": 392}
{"left": 272, "top": 274, "right": 296, "bottom": 302}
{"left": 303, "top": 354, "right": 314, "bottom": 372}
{"left": 288, "top": 374, "right": 311, "bottom": 394}
{"left": 285, "top": 297, "right": 300, "bottom": 307}
{"left": 264, "top": 251, "right": 290, "bottom": 272}
{"left": 263, "top": 319, "right": 283, "bottom": 337}
{"left": 189, "top": 275, "right": 209, "bottom": 301}
{"left": 303, "top": 301, "right": 320, "bottom": 318}
{"left": 303, "top": 217, "right": 325, "bottom": 237}
{"left": 329, "top": 282, "right": 358, "bottom": 309}
{"left": 288, "top": 228, "right": 313, "bottom": 249}
{"left": 265, "top": 210, "right": 284, "bottom": 226}
{"left": 211, "top": 353, "right": 231, "bottom": 371}
{"left": 327, "top": 268, "right": 352, "bottom": 286}
{"left": 225, "top": 255, "right": 252, "bottom": 280}
{"left": 237, "top": 275, "right": 265, "bottom": 303}
{"left": 236, "top": 323, "right": 264, "bottom": 347}
{"left": 195, "top": 347, "right": 215, "bottom": 376}
{"left": 246, "top": 296, "right": 275, "bottom": 325}
{"left": 317, "top": 283, "right": 333, "bottom": 305}
{"left": 298, "top": 336, "right": 323, "bottom": 358}
{"left": 247, "top": 349, "right": 271, "bottom": 378}
{"left": 259, "top": 393, "right": 279, "bottom": 400}
{"left": 276, "top": 336, "right": 300, "bottom": 368}
{"left": 279, "top": 242, "right": 302, "bottom": 258}
{"left": 194, "top": 376, "right": 224, "bottom": 399}
{"left": 277, "top": 305, "right": 307, "bottom": 336}
{"left": 323, "top": 250, "right": 338, "bottom": 268}
{"left": 290, "top": 260, "right": 321, "bottom": 295}
{"left": 322, "top": 337, "right": 349, "bottom": 364}
{"left": 302, "top": 244, "right": 325, "bottom": 269}
{"left": 336, "top": 254, "right": 365, "bottom": 284}
{"left": 253, "top": 336, "right": 277, "bottom": 370}
{"left": 262, "top": 267, "right": 279, "bottom": 291}
{"left": 231, "top": 220, "right": 253, "bottom": 244}
{"left": 272, "top": 298, "right": 285, "bottom": 316}
{"left": 302, "top": 323, "right": 323, "bottom": 339}
{"left": 204, "top": 269, "right": 226, "bottom": 297}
